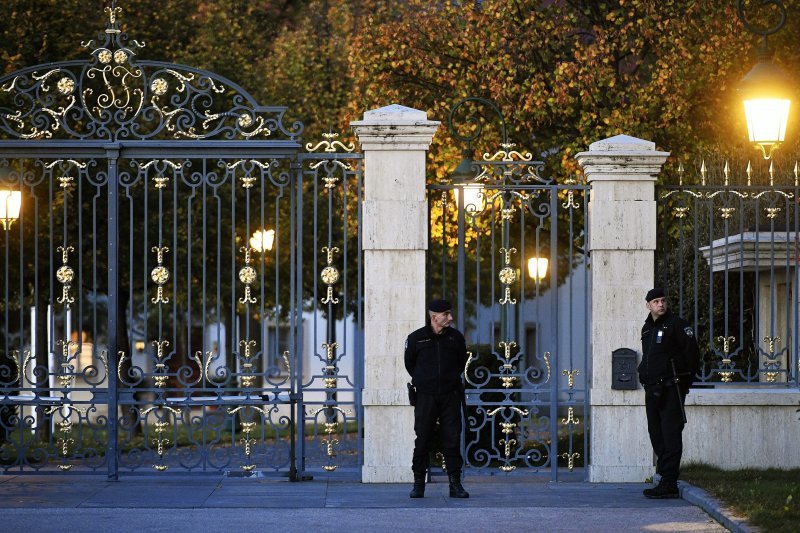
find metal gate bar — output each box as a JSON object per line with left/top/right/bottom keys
{"left": 426, "top": 175, "right": 590, "bottom": 480}
{"left": 657, "top": 155, "right": 800, "bottom": 387}
{"left": 0, "top": 6, "right": 363, "bottom": 478}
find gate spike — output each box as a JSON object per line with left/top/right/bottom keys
{"left": 794, "top": 161, "right": 798, "bottom": 187}
{"left": 723, "top": 160, "right": 729, "bottom": 187}
{"left": 677, "top": 162, "right": 684, "bottom": 187}
{"left": 746, "top": 160, "right": 752, "bottom": 187}
{"left": 700, "top": 160, "right": 706, "bottom": 186}
{"left": 769, "top": 160, "right": 774, "bottom": 187}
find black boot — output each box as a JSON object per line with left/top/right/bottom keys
{"left": 409, "top": 473, "right": 426, "bottom": 498}
{"left": 448, "top": 472, "right": 469, "bottom": 498}
{"left": 643, "top": 480, "right": 679, "bottom": 499}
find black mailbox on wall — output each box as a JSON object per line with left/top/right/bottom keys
{"left": 612, "top": 348, "right": 638, "bottom": 390}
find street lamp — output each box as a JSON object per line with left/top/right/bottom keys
{"left": 450, "top": 147, "right": 486, "bottom": 213}
{"left": 527, "top": 257, "right": 549, "bottom": 283}
{"left": 0, "top": 190, "right": 21, "bottom": 230}
{"left": 447, "top": 98, "right": 509, "bottom": 213}
{"left": 453, "top": 183, "right": 486, "bottom": 213}
{"left": 449, "top": 147, "right": 485, "bottom": 211}
{"left": 249, "top": 228, "right": 275, "bottom": 253}
{"left": 736, "top": 0, "right": 793, "bottom": 160}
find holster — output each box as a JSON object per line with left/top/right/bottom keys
{"left": 407, "top": 382, "right": 417, "bottom": 406}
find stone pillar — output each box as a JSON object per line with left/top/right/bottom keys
{"left": 351, "top": 104, "right": 440, "bottom": 483}
{"left": 575, "top": 135, "right": 669, "bottom": 482}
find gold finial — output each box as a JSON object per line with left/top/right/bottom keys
{"left": 240, "top": 245, "right": 252, "bottom": 265}
{"left": 769, "top": 160, "right": 774, "bottom": 187}
{"left": 151, "top": 245, "right": 169, "bottom": 264}
{"left": 239, "top": 339, "right": 256, "bottom": 359}
{"left": 57, "top": 245, "right": 74, "bottom": 264}
{"left": 105, "top": 2, "right": 122, "bottom": 27}
{"left": 794, "top": 161, "right": 798, "bottom": 187}
{"left": 322, "top": 246, "right": 340, "bottom": 265}
{"left": 700, "top": 160, "right": 706, "bottom": 186}
{"left": 746, "top": 160, "right": 752, "bottom": 186}
{"left": 322, "top": 342, "right": 338, "bottom": 362}
{"left": 715, "top": 335, "right": 735, "bottom": 357}
{"left": 677, "top": 162, "right": 684, "bottom": 187}
{"left": 562, "top": 368, "right": 580, "bottom": 389}
{"left": 498, "top": 247, "right": 517, "bottom": 266}
{"left": 763, "top": 335, "right": 781, "bottom": 355}
{"left": 498, "top": 341, "right": 517, "bottom": 362}
{"left": 723, "top": 160, "right": 729, "bottom": 187}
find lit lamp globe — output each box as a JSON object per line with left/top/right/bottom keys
{"left": 450, "top": 155, "right": 485, "bottom": 212}
{"left": 527, "top": 257, "right": 548, "bottom": 282}
{"left": 249, "top": 228, "right": 275, "bottom": 253}
{"left": 0, "top": 190, "right": 21, "bottom": 230}
{"left": 455, "top": 184, "right": 486, "bottom": 212}
{"left": 739, "top": 59, "right": 793, "bottom": 159}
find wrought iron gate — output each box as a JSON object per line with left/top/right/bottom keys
{"left": 427, "top": 142, "right": 590, "bottom": 481}
{"left": 657, "top": 156, "right": 800, "bottom": 387}
{"left": 0, "top": 7, "right": 363, "bottom": 478}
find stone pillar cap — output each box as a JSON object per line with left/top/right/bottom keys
{"left": 351, "top": 104, "right": 439, "bottom": 126}
{"left": 589, "top": 134, "right": 657, "bottom": 152}
{"left": 575, "top": 134, "right": 670, "bottom": 159}
{"left": 351, "top": 104, "right": 440, "bottom": 150}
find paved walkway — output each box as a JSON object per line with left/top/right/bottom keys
{"left": 0, "top": 474, "right": 728, "bottom": 532}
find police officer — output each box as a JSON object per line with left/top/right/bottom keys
{"left": 404, "top": 299, "right": 469, "bottom": 499}
{"left": 638, "top": 288, "right": 700, "bottom": 499}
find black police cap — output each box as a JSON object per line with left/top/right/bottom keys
{"left": 428, "top": 299, "right": 452, "bottom": 313}
{"left": 645, "top": 288, "right": 665, "bottom": 302}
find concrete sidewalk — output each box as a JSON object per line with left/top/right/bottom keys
{"left": 0, "top": 474, "right": 728, "bottom": 532}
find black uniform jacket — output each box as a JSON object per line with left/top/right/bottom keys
{"left": 404, "top": 324, "right": 468, "bottom": 395}
{"left": 638, "top": 310, "right": 700, "bottom": 387}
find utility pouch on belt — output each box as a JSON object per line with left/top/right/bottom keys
{"left": 407, "top": 382, "right": 417, "bottom": 406}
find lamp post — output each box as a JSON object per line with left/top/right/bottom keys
{"left": 446, "top": 98, "right": 544, "bottom": 341}
{"left": 736, "top": 0, "right": 793, "bottom": 160}
{"left": 0, "top": 190, "right": 21, "bottom": 230}
{"left": 448, "top": 98, "right": 506, "bottom": 213}
{"left": 447, "top": 98, "right": 510, "bottom": 332}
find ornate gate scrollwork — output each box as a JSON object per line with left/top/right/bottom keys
{"left": 429, "top": 97, "right": 589, "bottom": 479}
{"left": 0, "top": 5, "right": 363, "bottom": 479}
{"left": 658, "top": 156, "right": 799, "bottom": 387}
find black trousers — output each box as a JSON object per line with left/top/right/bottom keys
{"left": 412, "top": 389, "right": 464, "bottom": 476}
{"left": 645, "top": 384, "right": 686, "bottom": 484}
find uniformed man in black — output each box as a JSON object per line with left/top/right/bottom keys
{"left": 404, "top": 299, "right": 469, "bottom": 499}
{"left": 638, "top": 288, "right": 700, "bottom": 499}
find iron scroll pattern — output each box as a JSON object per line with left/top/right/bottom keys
{"left": 297, "top": 133, "right": 364, "bottom": 475}
{"left": 112, "top": 154, "right": 298, "bottom": 474}
{"left": 0, "top": 147, "right": 365, "bottom": 475}
{"left": 0, "top": 6, "right": 302, "bottom": 142}
{"left": 657, "top": 156, "right": 800, "bottom": 387}
{"left": 427, "top": 146, "right": 589, "bottom": 479}
{"left": 0, "top": 157, "right": 111, "bottom": 472}
{"left": 0, "top": 5, "right": 366, "bottom": 477}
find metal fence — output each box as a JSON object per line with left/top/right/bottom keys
{"left": 656, "top": 154, "right": 800, "bottom": 387}
{"left": 427, "top": 155, "right": 590, "bottom": 480}
{"left": 0, "top": 8, "right": 363, "bottom": 478}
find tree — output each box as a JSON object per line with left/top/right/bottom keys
{"left": 347, "top": 0, "right": 799, "bottom": 179}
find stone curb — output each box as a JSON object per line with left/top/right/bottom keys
{"left": 679, "top": 481, "right": 755, "bottom": 533}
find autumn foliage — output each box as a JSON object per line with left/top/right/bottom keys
{"left": 1, "top": 0, "right": 799, "bottom": 179}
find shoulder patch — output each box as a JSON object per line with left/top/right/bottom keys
{"left": 684, "top": 326, "right": 694, "bottom": 337}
